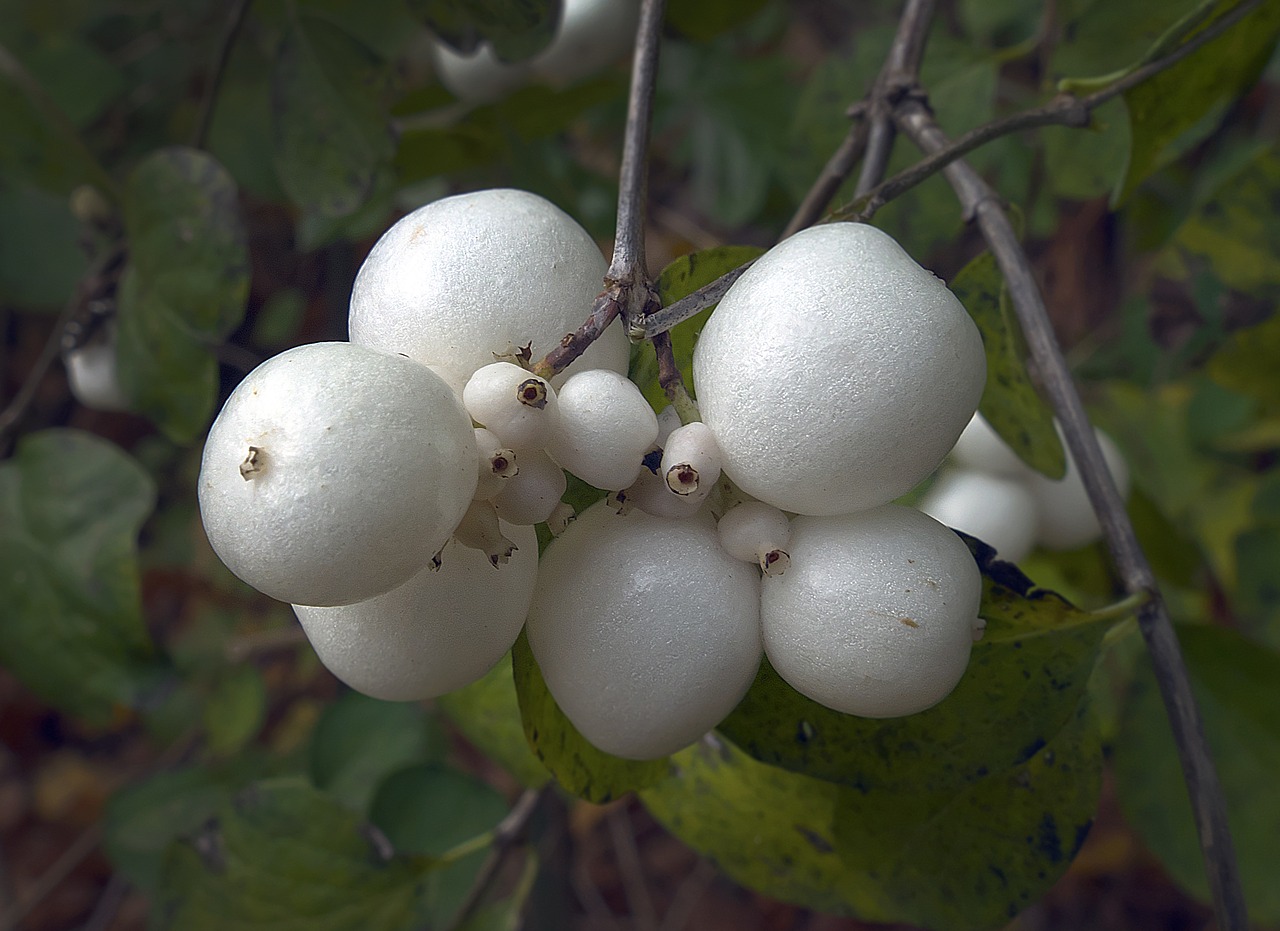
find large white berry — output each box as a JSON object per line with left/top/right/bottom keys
{"left": 717, "top": 501, "right": 792, "bottom": 576}
{"left": 546, "top": 368, "right": 658, "bottom": 490}
{"left": 293, "top": 522, "right": 538, "bottom": 701}
{"left": 916, "top": 468, "right": 1038, "bottom": 563}
{"left": 526, "top": 502, "right": 762, "bottom": 760}
{"left": 692, "top": 223, "right": 985, "bottom": 516}
{"left": 198, "top": 342, "right": 477, "bottom": 607}
{"left": 762, "top": 505, "right": 982, "bottom": 718}
{"left": 348, "top": 189, "right": 628, "bottom": 394}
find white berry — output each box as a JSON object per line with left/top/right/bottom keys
{"left": 660, "top": 421, "right": 721, "bottom": 498}
{"left": 1027, "top": 427, "right": 1130, "bottom": 550}
{"left": 348, "top": 189, "right": 628, "bottom": 394}
{"left": 692, "top": 223, "right": 985, "bottom": 516}
{"left": 950, "top": 412, "right": 1035, "bottom": 478}
{"left": 762, "top": 505, "right": 982, "bottom": 718}
{"left": 198, "top": 342, "right": 477, "bottom": 607}
{"left": 463, "top": 362, "right": 559, "bottom": 449}
{"left": 917, "top": 468, "right": 1038, "bottom": 563}
{"left": 546, "top": 368, "right": 659, "bottom": 490}
{"left": 717, "top": 501, "right": 792, "bottom": 576}
{"left": 491, "top": 448, "right": 567, "bottom": 525}
{"left": 530, "top": 0, "right": 640, "bottom": 87}
{"left": 526, "top": 502, "right": 762, "bottom": 759}
{"left": 431, "top": 41, "right": 530, "bottom": 104}
{"left": 64, "top": 323, "right": 130, "bottom": 412}
{"left": 294, "top": 522, "right": 537, "bottom": 701}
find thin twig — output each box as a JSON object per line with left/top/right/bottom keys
{"left": 0, "top": 248, "right": 124, "bottom": 441}
{"left": 631, "top": 261, "right": 753, "bottom": 341}
{"left": 838, "top": 0, "right": 1265, "bottom": 223}
{"left": 853, "top": 0, "right": 935, "bottom": 198}
{"left": 191, "top": 0, "right": 254, "bottom": 150}
{"left": 657, "top": 857, "right": 716, "bottom": 931}
{"left": 651, "top": 332, "right": 698, "bottom": 424}
{"left": 224, "top": 624, "right": 308, "bottom": 663}
{"left": 606, "top": 804, "right": 658, "bottom": 931}
{"left": 781, "top": 114, "right": 870, "bottom": 239}
{"left": 531, "top": 0, "right": 666, "bottom": 379}
{"left": 892, "top": 96, "right": 1248, "bottom": 931}
{"left": 0, "top": 825, "right": 103, "bottom": 931}
{"left": 610, "top": 0, "right": 666, "bottom": 285}
{"left": 442, "top": 786, "right": 548, "bottom": 931}
{"left": 78, "top": 875, "right": 131, "bottom": 931}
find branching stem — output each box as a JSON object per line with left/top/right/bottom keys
{"left": 893, "top": 94, "right": 1249, "bottom": 931}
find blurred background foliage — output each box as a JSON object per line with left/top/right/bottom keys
{"left": 0, "top": 0, "right": 1278, "bottom": 928}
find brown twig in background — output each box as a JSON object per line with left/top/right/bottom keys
{"left": 442, "top": 786, "right": 549, "bottom": 931}
{"left": 607, "top": 804, "right": 659, "bottom": 931}
{"left": 190, "top": 0, "right": 254, "bottom": 150}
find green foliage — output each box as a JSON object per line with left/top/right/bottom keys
{"left": 408, "top": 0, "right": 560, "bottom": 61}
{"left": 512, "top": 630, "right": 667, "bottom": 803}
{"left": 1114, "top": 1, "right": 1280, "bottom": 201}
{"left": 272, "top": 13, "right": 396, "bottom": 218}
{"left": 0, "top": 181, "right": 86, "bottom": 310}
{"left": 204, "top": 666, "right": 267, "bottom": 758}
{"left": 115, "top": 147, "right": 250, "bottom": 442}
{"left": 104, "top": 766, "right": 233, "bottom": 894}
{"left": 157, "top": 779, "right": 438, "bottom": 931}
{"left": 950, "top": 253, "right": 1067, "bottom": 478}
{"left": 0, "top": 429, "right": 157, "bottom": 725}
{"left": 309, "top": 692, "right": 448, "bottom": 813}
{"left": 436, "top": 652, "right": 552, "bottom": 787}
{"left": 1171, "top": 146, "right": 1280, "bottom": 298}
{"left": 1114, "top": 624, "right": 1280, "bottom": 924}
{"left": 370, "top": 765, "right": 509, "bottom": 927}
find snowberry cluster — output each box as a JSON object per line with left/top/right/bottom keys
{"left": 198, "top": 189, "right": 995, "bottom": 761}
{"left": 917, "top": 412, "right": 1131, "bottom": 562}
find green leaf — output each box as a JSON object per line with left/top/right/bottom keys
{"left": 204, "top": 666, "right": 267, "bottom": 758}
{"left": 0, "top": 180, "right": 87, "bottom": 310}
{"left": 644, "top": 700, "right": 1100, "bottom": 929}
{"left": 629, "top": 245, "right": 766, "bottom": 411}
{"left": 0, "top": 43, "right": 114, "bottom": 195}
{"left": 370, "top": 765, "right": 507, "bottom": 857}
{"left": 272, "top": 14, "right": 395, "bottom": 218}
{"left": 1115, "top": 1, "right": 1280, "bottom": 202}
{"left": 512, "top": 630, "right": 669, "bottom": 803}
{"left": 720, "top": 536, "right": 1108, "bottom": 796}
{"left": 370, "top": 764, "right": 510, "bottom": 929}
{"left": 1206, "top": 313, "right": 1280, "bottom": 417}
{"left": 157, "top": 779, "right": 435, "bottom": 931}
{"left": 1114, "top": 625, "right": 1280, "bottom": 925}
{"left": 436, "top": 652, "right": 551, "bottom": 788}
{"left": 453, "top": 851, "right": 537, "bottom": 931}
{"left": 407, "top": 0, "right": 560, "bottom": 61}
{"left": 115, "top": 146, "right": 250, "bottom": 442}
{"left": 1173, "top": 146, "right": 1280, "bottom": 298}
{"left": 309, "top": 692, "right": 446, "bottom": 814}
{"left": 104, "top": 766, "right": 231, "bottom": 894}
{"left": 950, "top": 252, "right": 1066, "bottom": 478}
{"left": 0, "top": 429, "right": 157, "bottom": 725}
{"left": 1040, "top": 100, "right": 1132, "bottom": 201}
{"left": 665, "top": 0, "right": 772, "bottom": 41}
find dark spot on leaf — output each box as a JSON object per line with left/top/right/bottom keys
{"left": 795, "top": 826, "right": 833, "bottom": 853}
{"left": 1037, "top": 813, "right": 1063, "bottom": 863}
{"left": 1016, "top": 737, "right": 1046, "bottom": 763}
